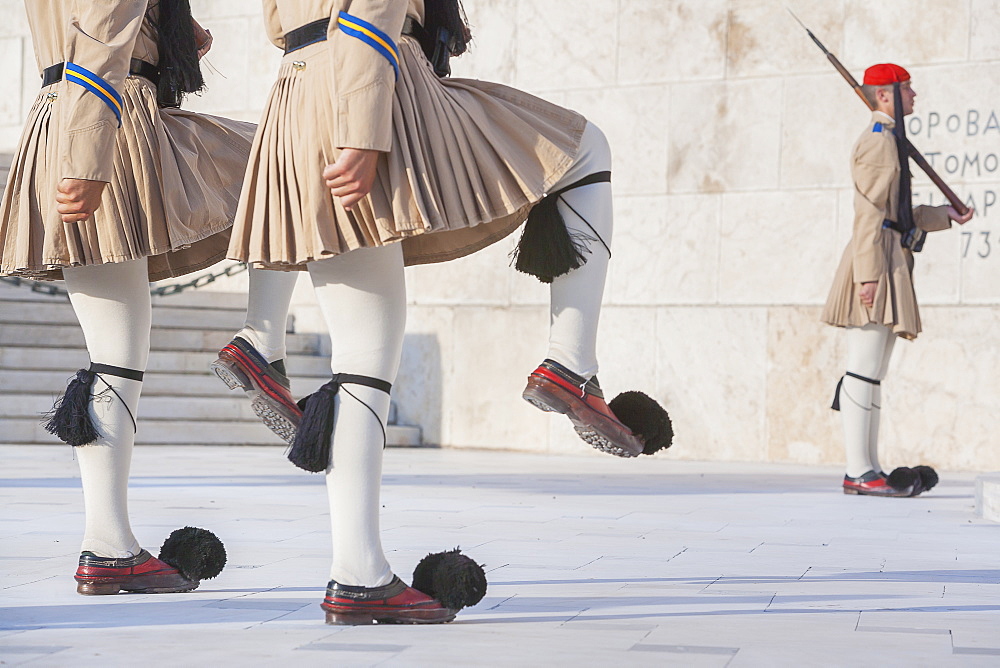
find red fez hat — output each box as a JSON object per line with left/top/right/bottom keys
{"left": 863, "top": 63, "right": 910, "bottom": 85}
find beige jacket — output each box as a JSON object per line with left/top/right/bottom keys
{"left": 26, "top": 1, "right": 151, "bottom": 184}
{"left": 850, "top": 111, "right": 951, "bottom": 283}
{"left": 263, "top": 0, "right": 424, "bottom": 152}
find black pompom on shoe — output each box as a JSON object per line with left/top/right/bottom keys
{"left": 886, "top": 466, "right": 917, "bottom": 491}
{"left": 912, "top": 465, "right": 939, "bottom": 492}
{"left": 411, "top": 548, "right": 487, "bottom": 611}
{"left": 608, "top": 391, "right": 673, "bottom": 455}
{"left": 158, "top": 527, "right": 227, "bottom": 581}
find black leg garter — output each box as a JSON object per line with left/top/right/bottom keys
{"left": 43, "top": 363, "right": 143, "bottom": 446}
{"left": 288, "top": 373, "right": 393, "bottom": 473}
{"left": 511, "top": 171, "right": 612, "bottom": 283}
{"left": 830, "top": 371, "right": 880, "bottom": 411}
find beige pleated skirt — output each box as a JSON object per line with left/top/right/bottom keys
{"left": 821, "top": 229, "right": 921, "bottom": 340}
{"left": 0, "top": 76, "right": 255, "bottom": 282}
{"left": 228, "top": 35, "right": 586, "bottom": 269}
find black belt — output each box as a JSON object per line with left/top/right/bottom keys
{"left": 41, "top": 59, "right": 160, "bottom": 88}
{"left": 284, "top": 16, "right": 421, "bottom": 54}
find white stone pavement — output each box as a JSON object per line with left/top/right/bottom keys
{"left": 1, "top": 445, "right": 998, "bottom": 667}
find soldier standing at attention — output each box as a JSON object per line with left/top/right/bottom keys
{"left": 822, "top": 63, "right": 973, "bottom": 497}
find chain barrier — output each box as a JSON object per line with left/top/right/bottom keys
{"left": 0, "top": 262, "right": 248, "bottom": 300}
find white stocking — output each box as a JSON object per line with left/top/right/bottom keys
{"left": 868, "top": 332, "right": 896, "bottom": 474}
{"left": 62, "top": 258, "right": 151, "bottom": 558}
{"left": 308, "top": 243, "right": 406, "bottom": 587}
{"left": 841, "top": 323, "right": 894, "bottom": 478}
{"left": 546, "top": 122, "right": 613, "bottom": 379}
{"left": 235, "top": 267, "right": 298, "bottom": 363}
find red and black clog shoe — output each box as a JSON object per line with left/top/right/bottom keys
{"left": 842, "top": 470, "right": 917, "bottom": 497}
{"left": 212, "top": 336, "right": 301, "bottom": 444}
{"left": 522, "top": 359, "right": 644, "bottom": 458}
{"left": 75, "top": 550, "right": 198, "bottom": 595}
{"left": 321, "top": 576, "right": 456, "bottom": 625}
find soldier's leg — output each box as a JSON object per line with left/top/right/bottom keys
{"left": 213, "top": 267, "right": 300, "bottom": 443}
{"left": 302, "top": 244, "right": 459, "bottom": 624}
{"left": 61, "top": 258, "right": 151, "bottom": 559}
{"left": 522, "top": 122, "right": 670, "bottom": 458}
{"left": 867, "top": 331, "right": 897, "bottom": 474}
{"left": 840, "top": 323, "right": 891, "bottom": 478}
{"left": 307, "top": 244, "right": 404, "bottom": 587}
{"left": 545, "top": 121, "right": 613, "bottom": 379}
{"left": 236, "top": 267, "right": 298, "bottom": 364}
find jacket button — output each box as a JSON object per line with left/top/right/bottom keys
{"left": 46, "top": 91, "right": 58, "bottom": 101}
{"left": 292, "top": 60, "right": 306, "bottom": 71}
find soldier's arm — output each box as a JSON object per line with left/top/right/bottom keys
{"left": 60, "top": 1, "right": 146, "bottom": 183}
{"left": 327, "top": 0, "right": 408, "bottom": 152}
{"left": 850, "top": 133, "right": 897, "bottom": 283}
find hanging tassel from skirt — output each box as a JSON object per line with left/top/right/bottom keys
{"left": 43, "top": 368, "right": 100, "bottom": 446}
{"left": 42, "top": 363, "right": 143, "bottom": 447}
{"left": 511, "top": 171, "right": 612, "bottom": 283}
{"left": 288, "top": 373, "right": 393, "bottom": 473}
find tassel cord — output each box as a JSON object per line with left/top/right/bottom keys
{"left": 93, "top": 374, "right": 139, "bottom": 435}
{"left": 339, "top": 384, "right": 388, "bottom": 449}
{"left": 556, "top": 194, "right": 611, "bottom": 260}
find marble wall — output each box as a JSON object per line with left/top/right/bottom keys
{"left": 1, "top": 1, "right": 998, "bottom": 470}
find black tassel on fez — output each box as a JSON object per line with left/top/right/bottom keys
{"left": 288, "top": 385, "right": 338, "bottom": 473}
{"left": 43, "top": 368, "right": 100, "bottom": 446}
{"left": 608, "top": 391, "right": 674, "bottom": 455}
{"left": 158, "top": 527, "right": 227, "bottom": 581}
{"left": 512, "top": 195, "right": 590, "bottom": 283}
{"left": 412, "top": 548, "right": 487, "bottom": 610}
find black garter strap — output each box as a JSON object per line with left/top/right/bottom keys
{"left": 90, "top": 363, "right": 144, "bottom": 382}
{"left": 831, "top": 371, "right": 881, "bottom": 411}
{"left": 289, "top": 373, "right": 393, "bottom": 473}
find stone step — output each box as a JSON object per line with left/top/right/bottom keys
{"left": 0, "top": 322, "right": 322, "bottom": 354}
{"left": 0, "top": 346, "right": 330, "bottom": 376}
{"left": 4, "top": 418, "right": 421, "bottom": 447}
{"left": 0, "top": 371, "right": 329, "bottom": 398}
{"left": 0, "top": 299, "right": 288, "bottom": 331}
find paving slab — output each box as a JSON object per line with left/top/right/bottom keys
{"left": 1, "top": 446, "right": 998, "bottom": 667}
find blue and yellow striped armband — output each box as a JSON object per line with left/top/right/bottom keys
{"left": 336, "top": 12, "right": 400, "bottom": 80}
{"left": 64, "top": 62, "right": 123, "bottom": 126}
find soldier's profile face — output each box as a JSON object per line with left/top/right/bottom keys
{"left": 899, "top": 81, "right": 916, "bottom": 116}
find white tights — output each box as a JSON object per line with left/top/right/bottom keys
{"left": 62, "top": 258, "right": 151, "bottom": 558}
{"left": 546, "top": 121, "right": 613, "bottom": 378}
{"left": 235, "top": 267, "right": 298, "bottom": 363}
{"left": 840, "top": 323, "right": 896, "bottom": 477}
{"left": 250, "top": 121, "right": 615, "bottom": 585}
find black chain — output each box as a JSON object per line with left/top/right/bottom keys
{"left": 0, "top": 263, "right": 248, "bottom": 300}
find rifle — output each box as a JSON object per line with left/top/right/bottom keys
{"left": 788, "top": 9, "right": 970, "bottom": 215}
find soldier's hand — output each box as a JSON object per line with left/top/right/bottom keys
{"left": 56, "top": 179, "right": 108, "bottom": 223}
{"left": 858, "top": 281, "right": 878, "bottom": 307}
{"left": 323, "top": 148, "right": 379, "bottom": 210}
{"left": 947, "top": 206, "right": 974, "bottom": 225}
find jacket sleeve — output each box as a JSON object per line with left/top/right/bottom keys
{"left": 327, "top": 0, "right": 408, "bottom": 151}
{"left": 262, "top": 0, "right": 285, "bottom": 50}
{"left": 914, "top": 204, "right": 952, "bottom": 233}
{"left": 850, "top": 133, "right": 897, "bottom": 283}
{"left": 60, "top": 1, "right": 146, "bottom": 183}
